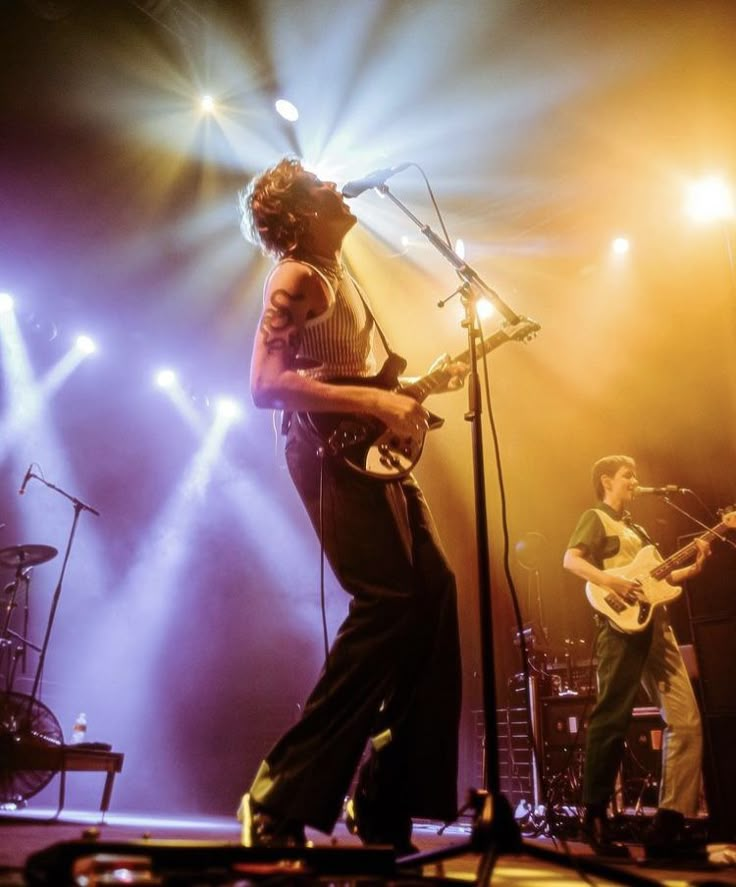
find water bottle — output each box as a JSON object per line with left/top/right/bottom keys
{"left": 71, "top": 712, "right": 87, "bottom": 745}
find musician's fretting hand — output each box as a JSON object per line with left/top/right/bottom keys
{"left": 689, "top": 538, "right": 711, "bottom": 577}
{"left": 428, "top": 353, "right": 469, "bottom": 392}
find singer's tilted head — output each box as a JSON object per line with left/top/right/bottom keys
{"left": 239, "top": 156, "right": 355, "bottom": 260}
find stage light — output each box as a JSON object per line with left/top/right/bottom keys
{"left": 611, "top": 236, "right": 630, "bottom": 255}
{"left": 0, "top": 292, "right": 14, "bottom": 313}
{"left": 155, "top": 368, "right": 177, "bottom": 389}
{"left": 685, "top": 175, "right": 734, "bottom": 223}
{"left": 476, "top": 298, "right": 495, "bottom": 321}
{"left": 216, "top": 397, "right": 242, "bottom": 420}
{"left": 75, "top": 334, "right": 97, "bottom": 354}
{"left": 275, "top": 98, "right": 299, "bottom": 122}
{"left": 200, "top": 94, "right": 215, "bottom": 113}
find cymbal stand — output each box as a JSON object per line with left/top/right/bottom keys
{"left": 378, "top": 184, "right": 665, "bottom": 886}
{"left": 21, "top": 471, "right": 100, "bottom": 706}
{"left": 0, "top": 567, "right": 39, "bottom": 692}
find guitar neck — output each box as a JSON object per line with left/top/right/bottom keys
{"left": 650, "top": 520, "right": 729, "bottom": 581}
{"left": 401, "top": 327, "right": 516, "bottom": 403}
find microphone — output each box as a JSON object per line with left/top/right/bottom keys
{"left": 18, "top": 464, "right": 33, "bottom": 496}
{"left": 635, "top": 485, "right": 689, "bottom": 496}
{"left": 341, "top": 163, "right": 411, "bottom": 198}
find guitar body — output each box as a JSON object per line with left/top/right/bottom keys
{"left": 585, "top": 545, "right": 682, "bottom": 633}
{"left": 296, "top": 316, "right": 541, "bottom": 480}
{"left": 297, "top": 364, "right": 444, "bottom": 480}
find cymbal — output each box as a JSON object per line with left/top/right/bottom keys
{"left": 0, "top": 544, "right": 58, "bottom": 568}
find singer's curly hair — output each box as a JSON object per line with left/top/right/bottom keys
{"left": 239, "top": 157, "right": 314, "bottom": 259}
{"left": 591, "top": 454, "right": 636, "bottom": 499}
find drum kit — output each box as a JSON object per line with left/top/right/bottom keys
{"left": 0, "top": 540, "right": 65, "bottom": 807}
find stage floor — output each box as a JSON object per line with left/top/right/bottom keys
{"left": 1, "top": 809, "right": 735, "bottom": 885}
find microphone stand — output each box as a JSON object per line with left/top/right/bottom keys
{"left": 659, "top": 493, "right": 736, "bottom": 550}
{"left": 25, "top": 473, "right": 100, "bottom": 706}
{"left": 378, "top": 185, "right": 663, "bottom": 886}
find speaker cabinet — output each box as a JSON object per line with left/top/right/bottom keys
{"left": 682, "top": 534, "right": 736, "bottom": 839}
{"left": 691, "top": 620, "right": 736, "bottom": 715}
{"left": 702, "top": 715, "right": 736, "bottom": 841}
{"left": 682, "top": 533, "right": 736, "bottom": 623}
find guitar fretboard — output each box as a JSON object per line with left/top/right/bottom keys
{"left": 650, "top": 520, "right": 730, "bottom": 581}
{"left": 400, "top": 326, "right": 524, "bottom": 403}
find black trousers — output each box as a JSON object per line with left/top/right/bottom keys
{"left": 248, "top": 422, "right": 462, "bottom": 833}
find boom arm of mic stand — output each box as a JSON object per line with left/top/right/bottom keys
{"left": 28, "top": 480, "right": 100, "bottom": 704}
{"left": 660, "top": 495, "right": 736, "bottom": 549}
{"left": 377, "top": 184, "right": 523, "bottom": 325}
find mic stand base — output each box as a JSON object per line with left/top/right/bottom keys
{"left": 398, "top": 789, "right": 664, "bottom": 887}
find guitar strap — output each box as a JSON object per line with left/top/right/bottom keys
{"left": 622, "top": 512, "right": 657, "bottom": 548}
{"left": 347, "top": 266, "right": 402, "bottom": 365}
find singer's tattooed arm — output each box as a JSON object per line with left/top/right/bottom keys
{"left": 259, "top": 287, "right": 306, "bottom": 362}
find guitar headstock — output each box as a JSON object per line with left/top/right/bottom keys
{"left": 718, "top": 507, "right": 736, "bottom": 530}
{"left": 501, "top": 316, "right": 541, "bottom": 343}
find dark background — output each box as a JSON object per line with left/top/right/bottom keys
{"left": 1, "top": 0, "right": 734, "bottom": 817}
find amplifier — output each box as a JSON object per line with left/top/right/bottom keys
{"left": 540, "top": 695, "right": 593, "bottom": 805}
{"left": 540, "top": 696, "right": 665, "bottom": 810}
{"left": 620, "top": 706, "right": 664, "bottom": 809}
{"left": 544, "top": 662, "right": 597, "bottom": 697}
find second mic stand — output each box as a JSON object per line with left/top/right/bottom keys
{"left": 24, "top": 473, "right": 100, "bottom": 707}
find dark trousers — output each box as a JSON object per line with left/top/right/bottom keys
{"left": 249, "top": 424, "right": 462, "bottom": 833}
{"left": 583, "top": 612, "right": 702, "bottom": 815}
{"left": 583, "top": 621, "right": 653, "bottom": 806}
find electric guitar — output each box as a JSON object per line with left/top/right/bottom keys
{"left": 586, "top": 510, "right": 736, "bottom": 633}
{"left": 296, "top": 316, "right": 540, "bottom": 480}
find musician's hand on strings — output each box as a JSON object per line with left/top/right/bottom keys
{"left": 374, "top": 390, "right": 429, "bottom": 439}
{"left": 428, "top": 353, "right": 469, "bottom": 393}
{"left": 606, "top": 575, "right": 642, "bottom": 604}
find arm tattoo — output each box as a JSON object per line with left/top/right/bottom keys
{"left": 260, "top": 288, "right": 305, "bottom": 359}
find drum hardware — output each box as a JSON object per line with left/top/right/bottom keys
{"left": 0, "top": 548, "right": 57, "bottom": 694}
{"left": 0, "top": 469, "right": 100, "bottom": 808}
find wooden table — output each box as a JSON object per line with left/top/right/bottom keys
{"left": 6, "top": 742, "right": 124, "bottom": 819}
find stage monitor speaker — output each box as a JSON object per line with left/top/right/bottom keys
{"left": 25, "top": 840, "right": 397, "bottom": 886}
